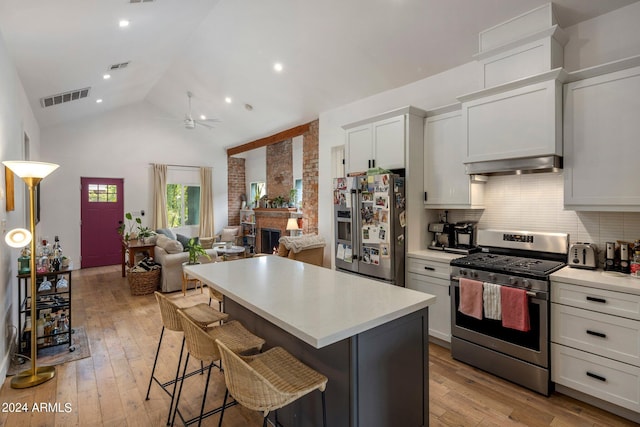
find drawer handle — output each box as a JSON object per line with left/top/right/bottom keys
{"left": 586, "top": 330, "right": 607, "bottom": 339}
{"left": 424, "top": 266, "right": 435, "bottom": 271}
{"left": 586, "top": 296, "right": 607, "bottom": 304}
{"left": 586, "top": 371, "right": 607, "bottom": 382}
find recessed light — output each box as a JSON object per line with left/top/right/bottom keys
{"left": 119, "top": 20, "right": 130, "bottom": 28}
{"left": 103, "top": 74, "right": 111, "bottom": 80}
{"left": 96, "top": 99, "right": 103, "bottom": 104}
{"left": 200, "top": 115, "right": 207, "bottom": 120}
{"left": 273, "top": 62, "right": 283, "bottom": 72}
{"left": 225, "top": 97, "right": 232, "bottom": 104}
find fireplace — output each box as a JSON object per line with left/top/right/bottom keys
{"left": 261, "top": 228, "right": 281, "bottom": 254}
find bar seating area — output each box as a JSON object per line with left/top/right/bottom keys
{"left": 146, "top": 286, "right": 329, "bottom": 426}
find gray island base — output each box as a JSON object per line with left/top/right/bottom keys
{"left": 184, "top": 256, "right": 434, "bottom": 426}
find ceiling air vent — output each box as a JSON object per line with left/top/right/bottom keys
{"left": 130, "top": 0, "right": 154, "bottom": 3}
{"left": 40, "top": 87, "right": 90, "bottom": 108}
{"left": 109, "top": 61, "right": 130, "bottom": 70}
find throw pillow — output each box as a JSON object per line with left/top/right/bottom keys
{"left": 155, "top": 228, "right": 176, "bottom": 240}
{"left": 176, "top": 234, "right": 199, "bottom": 252}
{"left": 220, "top": 227, "right": 239, "bottom": 243}
{"left": 156, "top": 234, "right": 183, "bottom": 254}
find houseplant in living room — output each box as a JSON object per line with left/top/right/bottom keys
{"left": 187, "top": 238, "right": 211, "bottom": 265}
{"left": 136, "top": 226, "right": 155, "bottom": 244}
{"left": 117, "top": 212, "right": 141, "bottom": 241}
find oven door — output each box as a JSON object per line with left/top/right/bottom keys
{"left": 450, "top": 278, "right": 548, "bottom": 368}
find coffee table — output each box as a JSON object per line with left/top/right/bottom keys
{"left": 215, "top": 245, "right": 246, "bottom": 260}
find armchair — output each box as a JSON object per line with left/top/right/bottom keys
{"left": 215, "top": 226, "right": 243, "bottom": 246}
{"left": 277, "top": 235, "right": 326, "bottom": 266}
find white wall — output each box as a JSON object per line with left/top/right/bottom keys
{"left": 318, "top": 1, "right": 640, "bottom": 267}
{"left": 0, "top": 28, "right": 42, "bottom": 378}
{"left": 39, "top": 100, "right": 229, "bottom": 269}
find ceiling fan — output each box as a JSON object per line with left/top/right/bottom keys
{"left": 183, "top": 91, "right": 220, "bottom": 130}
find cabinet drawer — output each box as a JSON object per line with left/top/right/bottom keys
{"left": 552, "top": 343, "right": 640, "bottom": 413}
{"left": 552, "top": 304, "right": 640, "bottom": 367}
{"left": 552, "top": 281, "right": 640, "bottom": 320}
{"left": 407, "top": 257, "right": 450, "bottom": 280}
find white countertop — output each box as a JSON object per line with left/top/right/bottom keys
{"left": 551, "top": 266, "right": 640, "bottom": 295}
{"left": 407, "top": 249, "right": 464, "bottom": 263}
{"left": 184, "top": 256, "right": 436, "bottom": 349}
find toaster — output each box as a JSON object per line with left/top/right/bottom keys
{"left": 568, "top": 243, "right": 598, "bottom": 269}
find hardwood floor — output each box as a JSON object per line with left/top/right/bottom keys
{"left": 0, "top": 265, "right": 635, "bottom": 426}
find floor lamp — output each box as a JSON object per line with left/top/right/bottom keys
{"left": 3, "top": 160, "right": 59, "bottom": 389}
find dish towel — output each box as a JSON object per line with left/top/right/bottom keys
{"left": 482, "top": 282, "right": 502, "bottom": 320}
{"left": 500, "top": 286, "right": 530, "bottom": 332}
{"left": 459, "top": 278, "right": 483, "bottom": 320}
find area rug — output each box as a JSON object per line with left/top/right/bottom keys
{"left": 6, "top": 326, "right": 91, "bottom": 376}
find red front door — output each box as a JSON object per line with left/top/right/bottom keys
{"left": 80, "top": 177, "right": 124, "bottom": 268}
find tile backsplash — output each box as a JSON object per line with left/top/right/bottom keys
{"left": 440, "top": 172, "right": 640, "bottom": 259}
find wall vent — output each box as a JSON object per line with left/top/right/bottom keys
{"left": 109, "top": 61, "right": 130, "bottom": 70}
{"left": 40, "top": 87, "right": 91, "bottom": 108}
{"left": 130, "top": 0, "right": 154, "bottom": 3}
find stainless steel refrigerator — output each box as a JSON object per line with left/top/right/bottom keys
{"left": 333, "top": 173, "right": 406, "bottom": 286}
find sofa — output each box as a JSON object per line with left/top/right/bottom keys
{"left": 277, "top": 234, "right": 326, "bottom": 266}
{"left": 153, "top": 229, "right": 220, "bottom": 293}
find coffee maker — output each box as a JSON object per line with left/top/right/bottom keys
{"left": 428, "top": 222, "right": 454, "bottom": 250}
{"left": 452, "top": 221, "right": 479, "bottom": 254}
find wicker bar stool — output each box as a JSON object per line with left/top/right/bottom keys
{"left": 207, "top": 285, "right": 224, "bottom": 312}
{"left": 215, "top": 339, "right": 328, "bottom": 427}
{"left": 172, "top": 311, "right": 265, "bottom": 427}
{"left": 146, "top": 291, "right": 228, "bottom": 426}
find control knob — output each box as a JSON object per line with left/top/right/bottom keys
{"left": 509, "top": 276, "right": 518, "bottom": 286}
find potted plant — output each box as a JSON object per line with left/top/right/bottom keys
{"left": 289, "top": 188, "right": 297, "bottom": 207}
{"left": 117, "top": 212, "right": 142, "bottom": 241}
{"left": 187, "top": 238, "right": 211, "bottom": 265}
{"left": 273, "top": 196, "right": 286, "bottom": 208}
{"left": 137, "top": 226, "right": 155, "bottom": 244}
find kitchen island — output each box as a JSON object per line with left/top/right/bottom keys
{"left": 185, "top": 255, "right": 436, "bottom": 427}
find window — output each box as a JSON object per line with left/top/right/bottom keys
{"left": 250, "top": 182, "right": 266, "bottom": 208}
{"left": 294, "top": 178, "right": 303, "bottom": 207}
{"left": 88, "top": 184, "right": 117, "bottom": 202}
{"left": 166, "top": 184, "right": 200, "bottom": 227}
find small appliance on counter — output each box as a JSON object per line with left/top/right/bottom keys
{"left": 604, "top": 241, "right": 618, "bottom": 272}
{"left": 451, "top": 221, "right": 479, "bottom": 254}
{"left": 427, "top": 222, "right": 454, "bottom": 251}
{"left": 568, "top": 242, "right": 598, "bottom": 270}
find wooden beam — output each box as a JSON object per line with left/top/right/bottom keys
{"left": 227, "top": 122, "right": 311, "bottom": 156}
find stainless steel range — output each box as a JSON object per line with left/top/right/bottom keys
{"left": 450, "top": 229, "right": 568, "bottom": 396}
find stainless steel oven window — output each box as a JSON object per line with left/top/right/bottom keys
{"left": 450, "top": 280, "right": 549, "bottom": 368}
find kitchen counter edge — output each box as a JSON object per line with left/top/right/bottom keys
{"left": 551, "top": 266, "right": 640, "bottom": 295}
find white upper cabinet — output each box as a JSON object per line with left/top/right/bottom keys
{"left": 345, "top": 115, "right": 405, "bottom": 173}
{"left": 564, "top": 64, "right": 640, "bottom": 211}
{"left": 424, "top": 107, "right": 484, "bottom": 208}
{"left": 459, "top": 71, "right": 563, "bottom": 166}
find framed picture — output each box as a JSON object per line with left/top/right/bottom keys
{"left": 5, "top": 166, "right": 14, "bottom": 211}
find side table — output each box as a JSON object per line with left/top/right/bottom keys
{"left": 215, "top": 245, "right": 246, "bottom": 261}
{"left": 121, "top": 240, "right": 156, "bottom": 277}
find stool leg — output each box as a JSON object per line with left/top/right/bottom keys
{"left": 145, "top": 326, "right": 165, "bottom": 400}
{"left": 218, "top": 389, "right": 228, "bottom": 427}
{"left": 167, "top": 336, "right": 186, "bottom": 426}
{"left": 171, "top": 352, "right": 190, "bottom": 427}
{"left": 321, "top": 390, "right": 327, "bottom": 427}
{"left": 197, "top": 362, "right": 214, "bottom": 427}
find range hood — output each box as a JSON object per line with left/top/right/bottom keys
{"left": 465, "top": 155, "right": 562, "bottom": 176}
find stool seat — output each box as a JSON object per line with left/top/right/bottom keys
{"left": 181, "top": 303, "right": 227, "bottom": 328}
{"left": 216, "top": 339, "right": 328, "bottom": 426}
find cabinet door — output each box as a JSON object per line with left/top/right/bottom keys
{"left": 463, "top": 79, "right": 561, "bottom": 163}
{"left": 372, "top": 115, "right": 405, "bottom": 170}
{"left": 345, "top": 124, "right": 372, "bottom": 173}
{"left": 424, "top": 110, "right": 483, "bottom": 208}
{"left": 407, "top": 272, "right": 451, "bottom": 342}
{"left": 564, "top": 66, "right": 640, "bottom": 210}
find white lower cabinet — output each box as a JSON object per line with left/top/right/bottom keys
{"left": 551, "top": 280, "right": 640, "bottom": 415}
{"left": 407, "top": 256, "right": 451, "bottom": 343}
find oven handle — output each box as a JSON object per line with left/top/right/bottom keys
{"left": 450, "top": 278, "right": 547, "bottom": 301}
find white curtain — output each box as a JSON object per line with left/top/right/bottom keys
{"left": 152, "top": 164, "right": 168, "bottom": 229}
{"left": 199, "top": 167, "right": 214, "bottom": 237}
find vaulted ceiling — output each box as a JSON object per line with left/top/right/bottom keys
{"left": 1, "top": 0, "right": 637, "bottom": 149}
